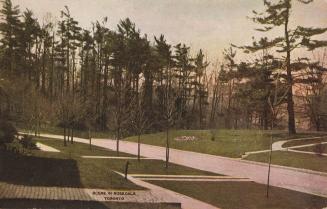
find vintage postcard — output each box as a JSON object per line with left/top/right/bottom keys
{"left": 0, "top": 0, "right": 326, "bottom": 208}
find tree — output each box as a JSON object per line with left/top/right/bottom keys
{"left": 209, "top": 63, "right": 223, "bottom": 128}
{"left": 266, "top": 66, "right": 290, "bottom": 198}
{"left": 0, "top": 0, "right": 22, "bottom": 75}
{"left": 21, "top": 9, "right": 40, "bottom": 82}
{"left": 193, "top": 49, "right": 209, "bottom": 128}
{"left": 130, "top": 95, "right": 151, "bottom": 161}
{"left": 297, "top": 50, "right": 327, "bottom": 131}
{"left": 251, "top": 0, "right": 327, "bottom": 134}
{"left": 55, "top": 93, "right": 85, "bottom": 146}
{"left": 163, "top": 63, "right": 176, "bottom": 168}
{"left": 154, "top": 34, "right": 173, "bottom": 128}
{"left": 221, "top": 47, "right": 237, "bottom": 129}
{"left": 174, "top": 43, "right": 194, "bottom": 128}
{"left": 235, "top": 37, "right": 282, "bottom": 129}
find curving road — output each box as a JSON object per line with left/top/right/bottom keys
{"left": 30, "top": 133, "right": 327, "bottom": 198}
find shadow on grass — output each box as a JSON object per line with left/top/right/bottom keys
{"left": 0, "top": 151, "right": 82, "bottom": 187}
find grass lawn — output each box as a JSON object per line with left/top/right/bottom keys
{"left": 0, "top": 137, "right": 217, "bottom": 190}
{"left": 19, "top": 126, "right": 115, "bottom": 139}
{"left": 294, "top": 143, "right": 327, "bottom": 154}
{"left": 36, "top": 137, "right": 133, "bottom": 157}
{"left": 38, "top": 138, "right": 216, "bottom": 176}
{"left": 245, "top": 151, "right": 327, "bottom": 173}
{"left": 283, "top": 137, "right": 327, "bottom": 148}
{"left": 146, "top": 181, "right": 327, "bottom": 209}
{"left": 0, "top": 140, "right": 141, "bottom": 190}
{"left": 81, "top": 158, "right": 216, "bottom": 176}
{"left": 124, "top": 129, "right": 322, "bottom": 158}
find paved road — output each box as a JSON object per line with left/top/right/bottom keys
{"left": 33, "top": 133, "right": 327, "bottom": 198}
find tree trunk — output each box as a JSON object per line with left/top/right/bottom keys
{"left": 89, "top": 128, "right": 92, "bottom": 150}
{"left": 263, "top": 103, "right": 269, "bottom": 130}
{"left": 285, "top": 3, "right": 296, "bottom": 135}
{"left": 165, "top": 126, "right": 169, "bottom": 168}
{"left": 49, "top": 35, "right": 54, "bottom": 100}
{"left": 116, "top": 128, "right": 120, "bottom": 156}
{"left": 137, "top": 134, "right": 141, "bottom": 162}
{"left": 71, "top": 127, "right": 74, "bottom": 144}
{"left": 41, "top": 42, "right": 46, "bottom": 94}
{"left": 63, "top": 126, "right": 67, "bottom": 146}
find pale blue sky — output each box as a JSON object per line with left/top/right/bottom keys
{"left": 12, "top": 0, "right": 327, "bottom": 61}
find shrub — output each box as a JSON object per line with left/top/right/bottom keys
{"left": 4, "top": 140, "right": 23, "bottom": 153}
{"left": 0, "top": 121, "right": 17, "bottom": 144}
{"left": 20, "top": 135, "right": 38, "bottom": 150}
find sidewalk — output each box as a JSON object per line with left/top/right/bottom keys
{"left": 20, "top": 132, "right": 327, "bottom": 198}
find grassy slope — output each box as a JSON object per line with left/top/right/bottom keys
{"left": 283, "top": 137, "right": 327, "bottom": 148}
{"left": 31, "top": 138, "right": 217, "bottom": 189}
{"left": 37, "top": 138, "right": 132, "bottom": 157}
{"left": 295, "top": 144, "right": 327, "bottom": 154}
{"left": 38, "top": 138, "right": 215, "bottom": 175}
{"left": 124, "top": 129, "right": 320, "bottom": 158}
{"left": 245, "top": 151, "right": 327, "bottom": 173}
{"left": 19, "top": 126, "right": 115, "bottom": 139}
{"left": 147, "top": 181, "right": 327, "bottom": 209}
{"left": 0, "top": 138, "right": 141, "bottom": 190}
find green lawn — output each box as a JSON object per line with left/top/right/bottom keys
{"left": 81, "top": 158, "right": 216, "bottom": 176}
{"left": 294, "top": 143, "right": 327, "bottom": 154}
{"left": 37, "top": 138, "right": 216, "bottom": 176}
{"left": 0, "top": 139, "right": 141, "bottom": 190}
{"left": 19, "top": 126, "right": 115, "bottom": 139}
{"left": 124, "top": 129, "right": 321, "bottom": 158}
{"left": 147, "top": 181, "right": 327, "bottom": 209}
{"left": 0, "top": 137, "right": 215, "bottom": 190}
{"left": 37, "top": 137, "right": 132, "bottom": 157}
{"left": 245, "top": 151, "right": 327, "bottom": 173}
{"left": 283, "top": 137, "right": 327, "bottom": 148}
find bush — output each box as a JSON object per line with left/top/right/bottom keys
{"left": 0, "top": 121, "right": 17, "bottom": 144}
{"left": 4, "top": 140, "right": 23, "bottom": 153}
{"left": 20, "top": 135, "right": 38, "bottom": 150}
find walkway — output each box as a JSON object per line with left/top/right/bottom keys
{"left": 26, "top": 133, "right": 327, "bottom": 198}
{"left": 81, "top": 156, "right": 157, "bottom": 160}
{"left": 36, "top": 142, "right": 60, "bottom": 152}
{"left": 117, "top": 172, "right": 219, "bottom": 209}
{"left": 242, "top": 136, "right": 327, "bottom": 158}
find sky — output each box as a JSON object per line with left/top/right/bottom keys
{"left": 11, "top": 0, "right": 327, "bottom": 62}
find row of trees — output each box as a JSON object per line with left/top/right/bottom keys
{"left": 0, "top": 0, "right": 327, "bottom": 148}
{"left": 209, "top": 0, "right": 327, "bottom": 133}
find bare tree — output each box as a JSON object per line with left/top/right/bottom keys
{"left": 297, "top": 49, "right": 327, "bottom": 131}
{"left": 266, "top": 68, "right": 290, "bottom": 198}
{"left": 163, "top": 66, "right": 176, "bottom": 169}
{"left": 55, "top": 93, "right": 85, "bottom": 146}
{"left": 111, "top": 78, "right": 130, "bottom": 156}
{"left": 130, "top": 96, "right": 152, "bottom": 161}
